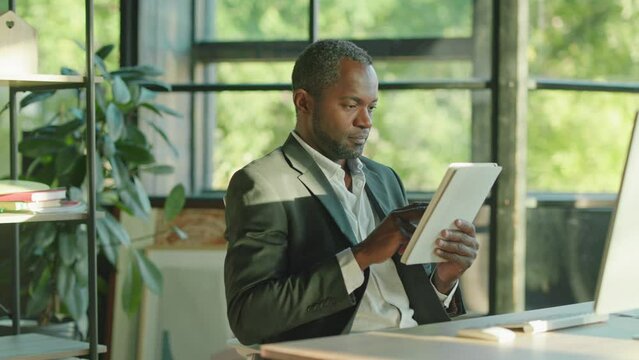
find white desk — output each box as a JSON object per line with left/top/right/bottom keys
{"left": 260, "top": 303, "right": 639, "bottom": 359}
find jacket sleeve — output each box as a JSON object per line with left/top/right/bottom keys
{"left": 224, "top": 168, "right": 357, "bottom": 345}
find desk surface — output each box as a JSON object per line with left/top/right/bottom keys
{"left": 260, "top": 303, "right": 639, "bottom": 360}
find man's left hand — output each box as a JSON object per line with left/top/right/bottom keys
{"left": 432, "top": 219, "right": 479, "bottom": 294}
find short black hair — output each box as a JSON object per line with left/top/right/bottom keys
{"left": 292, "top": 39, "right": 373, "bottom": 97}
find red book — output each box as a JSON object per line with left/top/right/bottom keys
{"left": 0, "top": 188, "right": 67, "bottom": 202}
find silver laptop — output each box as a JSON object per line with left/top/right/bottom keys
{"left": 505, "top": 111, "right": 639, "bottom": 333}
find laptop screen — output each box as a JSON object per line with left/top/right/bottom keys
{"left": 594, "top": 111, "right": 639, "bottom": 315}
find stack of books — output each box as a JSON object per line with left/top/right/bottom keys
{"left": 0, "top": 180, "right": 85, "bottom": 214}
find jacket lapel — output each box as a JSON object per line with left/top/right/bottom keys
{"left": 282, "top": 135, "right": 358, "bottom": 245}
{"left": 362, "top": 163, "right": 393, "bottom": 219}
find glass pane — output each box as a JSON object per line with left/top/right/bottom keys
{"left": 367, "top": 90, "right": 471, "bottom": 191}
{"left": 139, "top": 92, "right": 192, "bottom": 196}
{"left": 374, "top": 60, "right": 472, "bottom": 81}
{"left": 526, "top": 202, "right": 613, "bottom": 309}
{"left": 210, "top": 62, "right": 294, "bottom": 84}
{"left": 528, "top": 91, "right": 638, "bottom": 193}
{"left": 529, "top": 0, "right": 639, "bottom": 81}
{"left": 15, "top": 0, "right": 121, "bottom": 73}
{"left": 196, "top": 0, "right": 309, "bottom": 41}
{"left": 212, "top": 91, "right": 295, "bottom": 189}
{"left": 205, "top": 60, "right": 473, "bottom": 84}
{"left": 209, "top": 90, "right": 471, "bottom": 191}
{"left": 319, "top": 0, "right": 473, "bottom": 39}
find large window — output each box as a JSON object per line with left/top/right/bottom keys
{"left": 525, "top": 0, "right": 639, "bottom": 309}
{"left": 138, "top": 0, "right": 484, "bottom": 194}
{"left": 527, "top": 0, "right": 639, "bottom": 193}
{"left": 137, "top": 0, "right": 492, "bottom": 315}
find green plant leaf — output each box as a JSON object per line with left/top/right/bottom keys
{"left": 69, "top": 108, "right": 84, "bottom": 120}
{"left": 19, "top": 137, "right": 66, "bottom": 158}
{"left": 106, "top": 103, "right": 125, "bottom": 141}
{"left": 55, "top": 146, "right": 81, "bottom": 176}
{"left": 26, "top": 267, "right": 52, "bottom": 317}
{"left": 139, "top": 164, "right": 174, "bottom": 174}
{"left": 141, "top": 118, "right": 179, "bottom": 157}
{"left": 56, "top": 118, "right": 85, "bottom": 136}
{"left": 20, "top": 91, "right": 56, "bottom": 109}
{"left": 57, "top": 229, "right": 77, "bottom": 266}
{"left": 122, "top": 253, "right": 142, "bottom": 315}
{"left": 0, "top": 102, "right": 8, "bottom": 117}
{"left": 74, "top": 256, "right": 88, "bottom": 287}
{"left": 140, "top": 102, "right": 181, "bottom": 118}
{"left": 104, "top": 212, "right": 132, "bottom": 246}
{"left": 74, "top": 225, "right": 88, "bottom": 261}
{"left": 151, "top": 103, "right": 182, "bottom": 118}
{"left": 67, "top": 186, "right": 83, "bottom": 202}
{"left": 32, "top": 223, "right": 57, "bottom": 254}
{"left": 119, "top": 177, "right": 151, "bottom": 218}
{"left": 171, "top": 225, "right": 188, "bottom": 240}
{"left": 56, "top": 265, "right": 76, "bottom": 301}
{"left": 111, "top": 65, "right": 164, "bottom": 78}
{"left": 139, "top": 102, "right": 162, "bottom": 116}
{"left": 96, "top": 83, "right": 107, "bottom": 113}
{"left": 108, "top": 155, "right": 129, "bottom": 189}
{"left": 164, "top": 184, "right": 186, "bottom": 222}
{"left": 62, "top": 157, "right": 87, "bottom": 189}
{"left": 112, "top": 76, "right": 132, "bottom": 104}
{"left": 134, "top": 177, "right": 152, "bottom": 215}
{"left": 136, "top": 79, "right": 172, "bottom": 91}
{"left": 99, "top": 190, "right": 119, "bottom": 206}
{"left": 63, "top": 281, "right": 88, "bottom": 321}
{"left": 116, "top": 142, "right": 155, "bottom": 165}
{"left": 138, "top": 87, "right": 157, "bottom": 103}
{"left": 133, "top": 249, "right": 162, "bottom": 294}
{"left": 73, "top": 39, "right": 86, "bottom": 51}
{"left": 61, "top": 67, "right": 80, "bottom": 76}
{"left": 96, "top": 218, "right": 117, "bottom": 265}
{"left": 126, "top": 84, "right": 140, "bottom": 107}
{"left": 102, "top": 133, "right": 117, "bottom": 158}
{"left": 95, "top": 56, "right": 111, "bottom": 80}
{"left": 96, "top": 44, "right": 114, "bottom": 60}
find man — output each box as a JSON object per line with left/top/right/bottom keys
{"left": 224, "top": 40, "right": 479, "bottom": 345}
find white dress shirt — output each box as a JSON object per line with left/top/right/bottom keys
{"left": 291, "top": 132, "right": 458, "bottom": 333}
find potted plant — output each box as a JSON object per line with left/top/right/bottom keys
{"left": 11, "top": 44, "right": 186, "bottom": 337}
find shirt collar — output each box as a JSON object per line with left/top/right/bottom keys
{"left": 291, "top": 131, "right": 364, "bottom": 181}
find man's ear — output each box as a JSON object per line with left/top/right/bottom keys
{"left": 293, "top": 89, "right": 313, "bottom": 114}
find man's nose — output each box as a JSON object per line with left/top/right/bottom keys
{"left": 354, "top": 107, "right": 372, "bottom": 128}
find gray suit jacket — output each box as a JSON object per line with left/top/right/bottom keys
{"left": 224, "top": 135, "right": 463, "bottom": 345}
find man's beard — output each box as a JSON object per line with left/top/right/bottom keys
{"left": 312, "top": 111, "right": 364, "bottom": 160}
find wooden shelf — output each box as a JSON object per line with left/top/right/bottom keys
{"left": 0, "top": 74, "right": 102, "bottom": 90}
{"left": 0, "top": 333, "right": 106, "bottom": 360}
{"left": 0, "top": 211, "right": 104, "bottom": 224}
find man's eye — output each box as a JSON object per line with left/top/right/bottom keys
{"left": 368, "top": 106, "right": 376, "bottom": 112}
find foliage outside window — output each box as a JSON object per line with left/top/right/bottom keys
{"left": 527, "top": 0, "right": 639, "bottom": 192}
{"left": 204, "top": 0, "right": 474, "bottom": 192}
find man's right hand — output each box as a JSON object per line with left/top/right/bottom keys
{"left": 352, "top": 202, "right": 427, "bottom": 270}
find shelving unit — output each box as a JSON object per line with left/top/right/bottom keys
{"left": 0, "top": 334, "right": 106, "bottom": 360}
{"left": 0, "top": 74, "right": 102, "bottom": 90}
{"left": 0, "top": 212, "right": 90, "bottom": 224}
{"left": 1, "top": 1, "right": 103, "bottom": 359}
